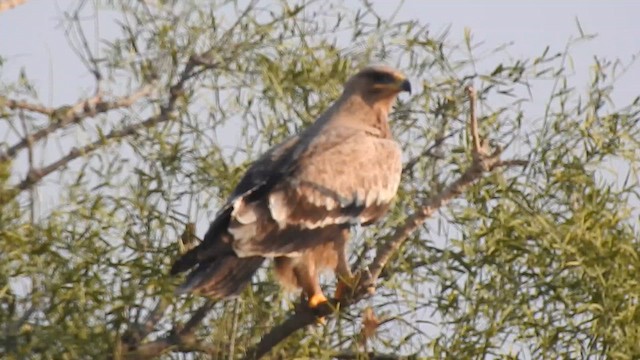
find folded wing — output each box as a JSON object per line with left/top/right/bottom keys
{"left": 229, "top": 126, "right": 402, "bottom": 256}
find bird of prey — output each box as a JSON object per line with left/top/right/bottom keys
{"left": 171, "top": 65, "right": 410, "bottom": 311}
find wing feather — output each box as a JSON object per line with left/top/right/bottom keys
{"left": 267, "top": 126, "right": 402, "bottom": 229}
{"left": 208, "top": 126, "right": 401, "bottom": 258}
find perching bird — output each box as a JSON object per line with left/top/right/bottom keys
{"left": 171, "top": 65, "right": 410, "bottom": 311}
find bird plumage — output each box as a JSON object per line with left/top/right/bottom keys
{"left": 171, "top": 65, "right": 410, "bottom": 307}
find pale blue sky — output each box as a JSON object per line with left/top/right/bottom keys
{"left": 2, "top": 1, "right": 639, "bottom": 106}
{"left": 2, "top": 0, "right": 639, "bottom": 222}
{"left": 379, "top": 1, "right": 640, "bottom": 105}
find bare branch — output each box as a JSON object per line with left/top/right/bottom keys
{"left": 367, "top": 86, "right": 524, "bottom": 283}
{"left": 123, "top": 336, "right": 219, "bottom": 359}
{"left": 121, "top": 301, "right": 216, "bottom": 359}
{"left": 180, "top": 301, "right": 215, "bottom": 335}
{"left": 121, "top": 298, "right": 170, "bottom": 350}
{"left": 242, "top": 304, "right": 320, "bottom": 360}
{"left": 5, "top": 32, "right": 226, "bottom": 197}
{"left": 2, "top": 98, "right": 54, "bottom": 116}
{"left": 0, "top": 85, "right": 154, "bottom": 162}
{"left": 13, "top": 111, "right": 164, "bottom": 194}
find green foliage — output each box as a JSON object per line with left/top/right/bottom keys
{"left": 1, "top": 0, "right": 639, "bottom": 359}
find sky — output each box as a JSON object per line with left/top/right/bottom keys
{"left": 381, "top": 1, "right": 640, "bottom": 105}
{"left": 1, "top": 1, "right": 639, "bottom": 107}
{"left": 1, "top": 0, "right": 639, "bottom": 222}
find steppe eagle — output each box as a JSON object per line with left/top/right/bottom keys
{"left": 171, "top": 65, "right": 410, "bottom": 310}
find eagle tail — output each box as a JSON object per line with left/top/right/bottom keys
{"left": 175, "top": 255, "right": 265, "bottom": 298}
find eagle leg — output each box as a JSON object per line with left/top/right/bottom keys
{"left": 335, "top": 276, "right": 355, "bottom": 300}
{"left": 334, "top": 229, "right": 355, "bottom": 300}
{"left": 293, "top": 261, "right": 328, "bottom": 323}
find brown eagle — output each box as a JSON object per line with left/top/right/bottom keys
{"left": 171, "top": 65, "right": 410, "bottom": 310}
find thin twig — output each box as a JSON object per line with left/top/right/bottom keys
{"left": 2, "top": 98, "right": 54, "bottom": 115}
{"left": 402, "top": 129, "right": 459, "bottom": 176}
{"left": 66, "top": 0, "right": 103, "bottom": 90}
{"left": 228, "top": 299, "right": 240, "bottom": 360}
{"left": 466, "top": 85, "right": 482, "bottom": 153}
{"left": 18, "top": 110, "right": 36, "bottom": 223}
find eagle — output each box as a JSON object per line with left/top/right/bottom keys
{"left": 171, "top": 65, "right": 410, "bottom": 311}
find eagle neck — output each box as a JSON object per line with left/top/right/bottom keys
{"left": 323, "top": 94, "right": 393, "bottom": 139}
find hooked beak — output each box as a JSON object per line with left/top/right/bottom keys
{"left": 399, "top": 79, "right": 412, "bottom": 94}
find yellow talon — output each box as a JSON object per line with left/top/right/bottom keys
{"left": 308, "top": 293, "right": 328, "bottom": 309}
{"left": 308, "top": 293, "right": 329, "bottom": 325}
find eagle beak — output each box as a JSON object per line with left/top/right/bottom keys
{"left": 395, "top": 78, "right": 411, "bottom": 94}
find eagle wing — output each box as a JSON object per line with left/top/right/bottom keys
{"left": 169, "top": 135, "right": 299, "bottom": 275}
{"left": 229, "top": 125, "right": 402, "bottom": 256}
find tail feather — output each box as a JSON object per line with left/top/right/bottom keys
{"left": 176, "top": 255, "right": 265, "bottom": 298}
{"left": 170, "top": 249, "right": 199, "bottom": 275}
{"left": 171, "top": 231, "right": 232, "bottom": 275}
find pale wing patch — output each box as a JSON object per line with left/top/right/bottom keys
{"left": 228, "top": 197, "right": 262, "bottom": 254}
{"left": 227, "top": 222, "right": 258, "bottom": 252}
{"left": 231, "top": 197, "right": 258, "bottom": 224}
{"left": 271, "top": 127, "right": 402, "bottom": 229}
{"left": 268, "top": 190, "right": 289, "bottom": 228}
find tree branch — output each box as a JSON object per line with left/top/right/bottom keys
{"left": 13, "top": 111, "right": 162, "bottom": 193}
{"left": 2, "top": 98, "right": 53, "bottom": 116}
{"left": 5, "top": 44, "right": 223, "bottom": 198}
{"left": 121, "top": 301, "right": 216, "bottom": 359}
{"left": 0, "top": 85, "right": 154, "bottom": 162}
{"left": 241, "top": 86, "right": 528, "bottom": 359}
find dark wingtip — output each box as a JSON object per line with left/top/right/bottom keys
{"left": 170, "top": 250, "right": 198, "bottom": 275}
{"left": 176, "top": 256, "right": 265, "bottom": 298}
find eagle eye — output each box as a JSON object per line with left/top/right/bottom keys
{"left": 368, "top": 72, "right": 396, "bottom": 84}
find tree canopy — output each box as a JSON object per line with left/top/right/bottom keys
{"left": 1, "top": 1, "right": 639, "bottom": 359}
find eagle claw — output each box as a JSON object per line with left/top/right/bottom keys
{"left": 307, "top": 293, "right": 329, "bottom": 324}
{"left": 308, "top": 293, "right": 328, "bottom": 309}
